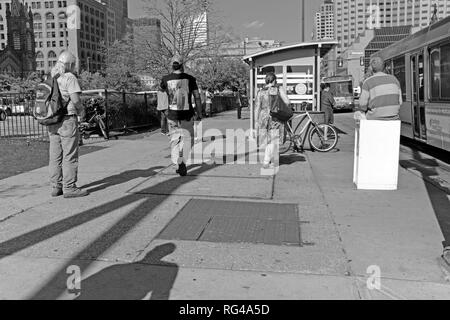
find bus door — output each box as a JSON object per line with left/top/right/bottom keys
{"left": 410, "top": 53, "right": 427, "bottom": 141}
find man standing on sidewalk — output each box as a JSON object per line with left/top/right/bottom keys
{"left": 48, "top": 51, "right": 89, "bottom": 198}
{"left": 358, "top": 56, "right": 402, "bottom": 120}
{"left": 161, "top": 56, "right": 203, "bottom": 176}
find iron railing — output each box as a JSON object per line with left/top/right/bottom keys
{"left": 0, "top": 90, "right": 159, "bottom": 141}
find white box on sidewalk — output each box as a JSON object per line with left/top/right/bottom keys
{"left": 353, "top": 120, "right": 401, "bottom": 190}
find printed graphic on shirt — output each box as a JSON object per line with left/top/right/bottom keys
{"left": 167, "top": 79, "right": 190, "bottom": 111}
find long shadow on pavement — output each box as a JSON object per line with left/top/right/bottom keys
{"left": 81, "top": 166, "right": 166, "bottom": 194}
{"left": 0, "top": 163, "right": 219, "bottom": 300}
{"left": 75, "top": 243, "right": 178, "bottom": 300}
{"left": 400, "top": 150, "right": 450, "bottom": 265}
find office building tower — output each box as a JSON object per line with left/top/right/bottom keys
{"left": 315, "top": 0, "right": 335, "bottom": 41}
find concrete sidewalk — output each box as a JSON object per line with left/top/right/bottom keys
{"left": 0, "top": 110, "right": 449, "bottom": 300}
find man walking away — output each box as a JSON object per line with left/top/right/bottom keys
{"left": 157, "top": 85, "right": 169, "bottom": 135}
{"left": 161, "top": 56, "right": 203, "bottom": 176}
{"left": 358, "top": 57, "right": 402, "bottom": 120}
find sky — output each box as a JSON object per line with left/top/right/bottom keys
{"left": 128, "top": 0, "right": 322, "bottom": 44}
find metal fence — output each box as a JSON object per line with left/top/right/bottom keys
{"left": 0, "top": 92, "right": 48, "bottom": 141}
{"left": 0, "top": 90, "right": 159, "bottom": 142}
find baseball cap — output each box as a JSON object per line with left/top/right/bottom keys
{"left": 171, "top": 55, "right": 183, "bottom": 64}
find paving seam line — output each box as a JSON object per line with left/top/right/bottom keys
{"left": 304, "top": 152, "right": 362, "bottom": 297}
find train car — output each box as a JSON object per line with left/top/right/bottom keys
{"left": 375, "top": 16, "right": 450, "bottom": 152}
{"left": 322, "top": 75, "right": 355, "bottom": 111}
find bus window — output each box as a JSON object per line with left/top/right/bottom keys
{"left": 329, "top": 81, "right": 352, "bottom": 96}
{"left": 429, "top": 43, "right": 450, "bottom": 101}
{"left": 441, "top": 44, "right": 450, "bottom": 100}
{"left": 430, "top": 48, "right": 441, "bottom": 100}
{"left": 393, "top": 56, "right": 406, "bottom": 101}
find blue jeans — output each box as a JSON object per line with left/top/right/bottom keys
{"left": 48, "top": 116, "right": 80, "bottom": 191}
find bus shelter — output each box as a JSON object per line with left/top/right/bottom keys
{"left": 243, "top": 41, "right": 337, "bottom": 132}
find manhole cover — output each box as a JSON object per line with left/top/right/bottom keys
{"left": 157, "top": 199, "right": 301, "bottom": 246}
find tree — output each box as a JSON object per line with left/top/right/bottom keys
{"left": 136, "top": 0, "right": 233, "bottom": 78}
{"left": 79, "top": 38, "right": 144, "bottom": 92}
{"left": 0, "top": 72, "right": 41, "bottom": 92}
{"left": 78, "top": 71, "right": 106, "bottom": 91}
{"left": 191, "top": 57, "right": 249, "bottom": 91}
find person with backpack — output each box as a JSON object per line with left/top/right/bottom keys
{"left": 41, "top": 51, "right": 88, "bottom": 198}
{"left": 255, "top": 72, "right": 291, "bottom": 169}
{"left": 160, "top": 55, "right": 203, "bottom": 176}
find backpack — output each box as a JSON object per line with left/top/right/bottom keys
{"left": 33, "top": 75, "right": 68, "bottom": 126}
{"left": 268, "top": 86, "right": 293, "bottom": 122}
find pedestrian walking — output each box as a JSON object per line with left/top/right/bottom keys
{"left": 157, "top": 85, "right": 169, "bottom": 135}
{"left": 48, "top": 50, "right": 89, "bottom": 198}
{"left": 160, "top": 56, "right": 203, "bottom": 176}
{"left": 320, "top": 83, "right": 336, "bottom": 125}
{"left": 358, "top": 57, "right": 402, "bottom": 120}
{"left": 255, "top": 72, "right": 290, "bottom": 169}
{"left": 205, "top": 89, "right": 213, "bottom": 117}
{"left": 199, "top": 86, "right": 207, "bottom": 117}
{"left": 234, "top": 86, "right": 243, "bottom": 119}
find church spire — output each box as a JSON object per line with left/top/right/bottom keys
{"left": 10, "top": 0, "right": 23, "bottom": 17}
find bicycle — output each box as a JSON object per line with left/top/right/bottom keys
{"left": 79, "top": 99, "right": 109, "bottom": 144}
{"left": 279, "top": 111, "right": 338, "bottom": 154}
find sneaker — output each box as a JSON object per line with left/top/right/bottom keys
{"left": 63, "top": 188, "right": 89, "bottom": 199}
{"left": 262, "top": 163, "right": 275, "bottom": 170}
{"left": 176, "top": 162, "right": 187, "bottom": 177}
{"left": 51, "top": 188, "right": 63, "bottom": 197}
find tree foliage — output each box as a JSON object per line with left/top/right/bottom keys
{"left": 79, "top": 38, "right": 144, "bottom": 92}
{"left": 191, "top": 57, "right": 249, "bottom": 91}
{"left": 0, "top": 72, "right": 41, "bottom": 92}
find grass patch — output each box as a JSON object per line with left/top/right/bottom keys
{"left": 0, "top": 139, "right": 105, "bottom": 181}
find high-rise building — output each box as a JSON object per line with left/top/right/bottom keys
{"left": 0, "top": 0, "right": 129, "bottom": 74}
{"left": 98, "top": 0, "right": 128, "bottom": 41}
{"left": 178, "top": 9, "right": 208, "bottom": 52}
{"left": 131, "top": 17, "right": 161, "bottom": 73}
{"left": 315, "top": 0, "right": 335, "bottom": 41}
{"left": 334, "top": 0, "right": 450, "bottom": 56}
{"left": 0, "top": 0, "right": 36, "bottom": 77}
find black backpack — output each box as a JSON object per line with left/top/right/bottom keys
{"left": 33, "top": 75, "right": 68, "bottom": 126}
{"left": 268, "top": 86, "right": 293, "bottom": 122}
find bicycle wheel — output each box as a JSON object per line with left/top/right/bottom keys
{"left": 279, "top": 127, "right": 292, "bottom": 155}
{"left": 98, "top": 118, "right": 109, "bottom": 140}
{"left": 309, "top": 124, "right": 338, "bottom": 152}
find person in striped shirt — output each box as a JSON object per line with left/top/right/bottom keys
{"left": 358, "top": 57, "right": 403, "bottom": 120}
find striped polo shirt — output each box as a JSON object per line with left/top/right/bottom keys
{"left": 359, "top": 72, "right": 403, "bottom": 120}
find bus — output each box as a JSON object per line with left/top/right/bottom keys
{"left": 375, "top": 15, "right": 450, "bottom": 152}
{"left": 322, "top": 75, "right": 355, "bottom": 111}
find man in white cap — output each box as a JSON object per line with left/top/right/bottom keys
{"left": 160, "top": 56, "right": 203, "bottom": 176}
{"left": 48, "top": 50, "right": 89, "bottom": 198}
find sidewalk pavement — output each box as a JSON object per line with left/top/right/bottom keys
{"left": 0, "top": 110, "right": 449, "bottom": 300}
